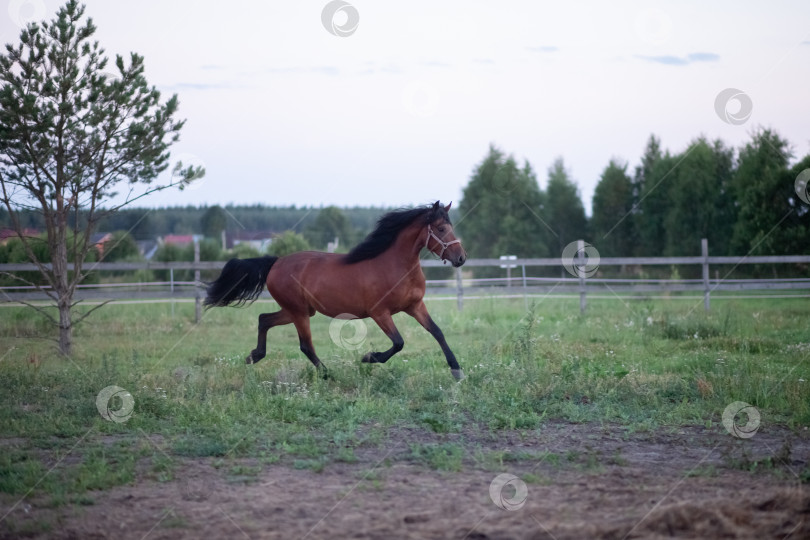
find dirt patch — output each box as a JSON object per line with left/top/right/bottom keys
{"left": 2, "top": 423, "right": 808, "bottom": 539}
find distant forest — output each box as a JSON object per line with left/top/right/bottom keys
{"left": 0, "top": 205, "right": 390, "bottom": 244}
{"left": 2, "top": 129, "right": 809, "bottom": 266}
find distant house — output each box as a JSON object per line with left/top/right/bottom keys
{"left": 226, "top": 231, "right": 275, "bottom": 252}
{"left": 0, "top": 228, "right": 40, "bottom": 245}
{"left": 136, "top": 240, "right": 159, "bottom": 260}
{"left": 90, "top": 232, "right": 113, "bottom": 258}
{"left": 160, "top": 234, "right": 202, "bottom": 247}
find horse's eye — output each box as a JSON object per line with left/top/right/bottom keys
{"left": 438, "top": 226, "right": 447, "bottom": 233}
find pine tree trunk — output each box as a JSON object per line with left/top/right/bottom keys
{"left": 52, "top": 218, "right": 73, "bottom": 356}
{"left": 58, "top": 293, "right": 72, "bottom": 356}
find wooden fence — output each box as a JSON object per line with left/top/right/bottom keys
{"left": 2, "top": 239, "right": 809, "bottom": 317}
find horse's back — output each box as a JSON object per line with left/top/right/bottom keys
{"left": 266, "top": 250, "right": 424, "bottom": 318}
{"left": 266, "top": 251, "right": 361, "bottom": 317}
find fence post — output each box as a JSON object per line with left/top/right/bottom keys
{"left": 170, "top": 267, "right": 175, "bottom": 318}
{"left": 522, "top": 264, "right": 528, "bottom": 312}
{"left": 702, "top": 238, "right": 710, "bottom": 312}
{"left": 456, "top": 266, "right": 464, "bottom": 311}
{"left": 578, "top": 239, "right": 587, "bottom": 314}
{"left": 194, "top": 240, "right": 201, "bottom": 324}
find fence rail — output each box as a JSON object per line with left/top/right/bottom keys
{"left": 2, "top": 240, "right": 809, "bottom": 314}
{"left": 2, "top": 253, "right": 809, "bottom": 272}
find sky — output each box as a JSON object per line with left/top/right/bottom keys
{"left": 2, "top": 0, "right": 810, "bottom": 214}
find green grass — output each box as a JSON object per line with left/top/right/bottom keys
{"left": 1, "top": 296, "right": 809, "bottom": 504}
{"left": 409, "top": 442, "right": 464, "bottom": 471}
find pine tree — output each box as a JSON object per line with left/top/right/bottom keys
{"left": 0, "top": 2, "right": 201, "bottom": 354}
{"left": 545, "top": 157, "right": 588, "bottom": 255}
{"left": 592, "top": 159, "right": 636, "bottom": 256}
{"left": 664, "top": 138, "right": 734, "bottom": 257}
{"left": 731, "top": 129, "right": 808, "bottom": 256}
{"left": 635, "top": 136, "right": 673, "bottom": 256}
{"left": 458, "top": 145, "right": 552, "bottom": 276}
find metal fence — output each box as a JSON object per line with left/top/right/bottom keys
{"left": 2, "top": 240, "right": 809, "bottom": 314}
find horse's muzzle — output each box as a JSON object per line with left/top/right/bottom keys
{"left": 450, "top": 253, "right": 466, "bottom": 267}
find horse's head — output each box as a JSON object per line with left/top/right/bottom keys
{"left": 425, "top": 202, "right": 467, "bottom": 267}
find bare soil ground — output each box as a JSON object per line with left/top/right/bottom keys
{"left": 2, "top": 423, "right": 809, "bottom": 539}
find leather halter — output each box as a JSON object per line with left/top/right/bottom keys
{"left": 424, "top": 224, "right": 461, "bottom": 262}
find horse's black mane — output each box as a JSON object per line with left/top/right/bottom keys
{"left": 343, "top": 202, "right": 450, "bottom": 264}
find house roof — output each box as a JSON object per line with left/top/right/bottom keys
{"left": 162, "top": 234, "right": 195, "bottom": 246}
{"left": 0, "top": 228, "right": 40, "bottom": 242}
{"left": 90, "top": 232, "right": 113, "bottom": 244}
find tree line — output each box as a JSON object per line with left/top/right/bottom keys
{"left": 4, "top": 128, "right": 808, "bottom": 270}
{"left": 459, "top": 130, "right": 809, "bottom": 267}
{"left": 1, "top": 204, "right": 381, "bottom": 241}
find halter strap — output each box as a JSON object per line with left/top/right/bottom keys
{"left": 424, "top": 224, "right": 461, "bottom": 263}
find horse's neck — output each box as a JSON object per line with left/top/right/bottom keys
{"left": 384, "top": 223, "right": 425, "bottom": 268}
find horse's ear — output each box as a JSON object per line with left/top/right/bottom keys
{"left": 444, "top": 202, "right": 452, "bottom": 212}
{"left": 432, "top": 200, "right": 441, "bottom": 210}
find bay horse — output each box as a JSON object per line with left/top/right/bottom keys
{"left": 204, "top": 202, "right": 468, "bottom": 380}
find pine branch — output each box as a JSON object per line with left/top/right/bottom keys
{"left": 70, "top": 299, "right": 114, "bottom": 325}
{"left": 0, "top": 288, "right": 58, "bottom": 325}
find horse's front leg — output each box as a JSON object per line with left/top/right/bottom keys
{"left": 406, "top": 301, "right": 464, "bottom": 381}
{"left": 361, "top": 313, "right": 404, "bottom": 364}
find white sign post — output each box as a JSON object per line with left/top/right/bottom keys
{"left": 499, "top": 255, "right": 517, "bottom": 287}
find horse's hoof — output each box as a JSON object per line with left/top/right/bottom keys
{"left": 361, "top": 352, "right": 377, "bottom": 364}
{"left": 245, "top": 355, "right": 253, "bottom": 365}
{"left": 451, "top": 369, "right": 465, "bottom": 382}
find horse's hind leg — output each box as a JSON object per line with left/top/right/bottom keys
{"left": 248, "top": 310, "right": 292, "bottom": 364}
{"left": 292, "top": 315, "right": 328, "bottom": 377}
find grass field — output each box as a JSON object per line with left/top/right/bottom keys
{"left": 1, "top": 295, "right": 809, "bottom": 537}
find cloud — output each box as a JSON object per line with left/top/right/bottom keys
{"left": 357, "top": 62, "right": 402, "bottom": 76}
{"left": 527, "top": 46, "right": 559, "bottom": 53}
{"left": 639, "top": 55, "right": 688, "bottom": 65}
{"left": 636, "top": 51, "right": 720, "bottom": 66}
{"left": 473, "top": 58, "right": 495, "bottom": 65}
{"left": 265, "top": 66, "right": 340, "bottom": 76}
{"left": 170, "top": 82, "right": 228, "bottom": 90}
{"left": 311, "top": 66, "right": 340, "bottom": 76}
{"left": 422, "top": 60, "right": 452, "bottom": 68}
{"left": 687, "top": 52, "right": 720, "bottom": 62}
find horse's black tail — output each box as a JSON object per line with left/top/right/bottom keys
{"left": 204, "top": 256, "right": 278, "bottom": 308}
